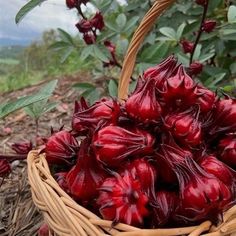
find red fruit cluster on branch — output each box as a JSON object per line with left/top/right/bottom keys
{"left": 44, "top": 55, "right": 236, "bottom": 228}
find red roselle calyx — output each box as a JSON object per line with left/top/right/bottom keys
{"left": 90, "top": 12, "right": 105, "bottom": 31}
{"left": 210, "top": 97, "right": 236, "bottom": 134}
{"left": 218, "top": 135, "right": 236, "bottom": 168}
{"left": 0, "top": 160, "right": 11, "bottom": 177}
{"left": 72, "top": 98, "right": 120, "bottom": 134}
{"left": 199, "top": 155, "right": 234, "bottom": 186}
{"left": 160, "top": 65, "right": 198, "bottom": 109}
{"left": 38, "top": 223, "right": 50, "bottom": 236}
{"left": 44, "top": 130, "right": 79, "bottom": 166}
{"left": 92, "top": 126, "right": 155, "bottom": 168}
{"left": 97, "top": 171, "right": 149, "bottom": 226}
{"left": 196, "top": 86, "right": 216, "bottom": 113}
{"left": 195, "top": 0, "right": 208, "bottom": 6}
{"left": 159, "top": 148, "right": 232, "bottom": 221}
{"left": 76, "top": 19, "right": 92, "bottom": 33}
{"left": 202, "top": 20, "right": 216, "bottom": 33}
{"left": 151, "top": 191, "right": 178, "bottom": 227}
{"left": 180, "top": 40, "right": 194, "bottom": 54}
{"left": 83, "top": 32, "right": 96, "bottom": 45}
{"left": 164, "top": 110, "right": 202, "bottom": 147}
{"left": 66, "top": 0, "right": 77, "bottom": 8}
{"left": 11, "top": 141, "right": 33, "bottom": 154}
{"left": 188, "top": 61, "right": 203, "bottom": 76}
{"left": 125, "top": 79, "right": 162, "bottom": 124}
{"left": 143, "top": 55, "right": 178, "bottom": 87}
{"left": 66, "top": 138, "right": 106, "bottom": 203}
{"left": 126, "top": 158, "right": 157, "bottom": 193}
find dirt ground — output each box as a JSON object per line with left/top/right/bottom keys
{"left": 0, "top": 74, "right": 90, "bottom": 235}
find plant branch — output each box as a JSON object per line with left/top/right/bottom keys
{"left": 77, "top": 5, "right": 87, "bottom": 20}
{"left": 189, "top": 2, "right": 209, "bottom": 65}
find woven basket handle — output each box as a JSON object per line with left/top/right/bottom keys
{"left": 118, "top": 0, "right": 176, "bottom": 100}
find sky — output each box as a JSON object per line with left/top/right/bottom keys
{"left": 0, "top": 0, "right": 80, "bottom": 45}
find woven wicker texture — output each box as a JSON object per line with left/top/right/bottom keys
{"left": 28, "top": 151, "right": 236, "bottom": 236}
{"left": 27, "top": 0, "right": 236, "bottom": 235}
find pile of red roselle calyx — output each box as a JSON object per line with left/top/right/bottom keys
{"left": 43, "top": 55, "right": 236, "bottom": 228}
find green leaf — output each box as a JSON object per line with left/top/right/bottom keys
{"left": 228, "top": 6, "right": 236, "bottom": 23}
{"left": 49, "top": 41, "right": 72, "bottom": 50}
{"left": 23, "top": 80, "right": 58, "bottom": 119}
{"left": 92, "top": 45, "right": 109, "bottom": 62}
{"left": 159, "top": 27, "right": 177, "bottom": 40}
{"left": 124, "top": 16, "right": 140, "bottom": 33}
{"left": 108, "top": 80, "right": 118, "bottom": 97}
{"left": 60, "top": 47, "right": 74, "bottom": 63}
{"left": 73, "top": 83, "right": 95, "bottom": 89}
{"left": 80, "top": 46, "right": 94, "bottom": 60}
{"left": 15, "top": 0, "right": 46, "bottom": 24}
{"left": 57, "top": 28, "right": 75, "bottom": 46}
{"left": 176, "top": 23, "right": 186, "bottom": 40}
{"left": 116, "top": 13, "right": 127, "bottom": 29}
{"left": 0, "top": 80, "right": 57, "bottom": 119}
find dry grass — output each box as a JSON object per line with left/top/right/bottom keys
{"left": 0, "top": 162, "right": 42, "bottom": 236}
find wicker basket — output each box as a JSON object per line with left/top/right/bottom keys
{"left": 27, "top": 0, "right": 236, "bottom": 235}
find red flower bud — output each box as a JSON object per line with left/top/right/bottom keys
{"left": 38, "top": 223, "right": 50, "bottom": 236}
{"left": 143, "top": 55, "right": 178, "bottom": 88}
{"left": 66, "top": 0, "right": 88, "bottom": 8}
{"left": 66, "top": 0, "right": 77, "bottom": 8}
{"left": 90, "top": 12, "right": 105, "bottom": 31}
{"left": 180, "top": 40, "right": 194, "bottom": 54}
{"left": 66, "top": 138, "right": 107, "bottom": 203}
{"left": 72, "top": 98, "right": 120, "bottom": 134}
{"left": 126, "top": 158, "right": 157, "bottom": 193}
{"left": 125, "top": 79, "right": 162, "bottom": 124}
{"left": 211, "top": 97, "right": 236, "bottom": 134}
{"left": 202, "top": 20, "right": 216, "bottom": 33}
{"left": 195, "top": 0, "right": 208, "bottom": 6}
{"left": 188, "top": 61, "right": 203, "bottom": 76}
{"left": 196, "top": 86, "right": 216, "bottom": 113}
{"left": 0, "top": 160, "right": 11, "bottom": 177}
{"left": 83, "top": 32, "right": 96, "bottom": 44}
{"left": 92, "top": 126, "right": 155, "bottom": 168}
{"left": 11, "top": 141, "right": 32, "bottom": 154}
{"left": 164, "top": 110, "right": 202, "bottom": 147}
{"left": 199, "top": 155, "right": 234, "bottom": 186}
{"left": 160, "top": 65, "right": 198, "bottom": 109}
{"left": 151, "top": 191, "right": 178, "bottom": 226}
{"left": 75, "top": 19, "right": 92, "bottom": 33}
{"left": 104, "top": 40, "right": 118, "bottom": 65}
{"left": 218, "top": 135, "right": 236, "bottom": 168}
{"left": 97, "top": 171, "right": 149, "bottom": 226}
{"left": 44, "top": 130, "right": 79, "bottom": 166}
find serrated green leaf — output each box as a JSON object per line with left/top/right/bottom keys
{"left": 228, "top": 6, "right": 236, "bottom": 23}
{"left": 159, "top": 27, "right": 177, "bottom": 40}
{"left": 108, "top": 80, "right": 118, "bottom": 97}
{"left": 15, "top": 0, "right": 46, "bottom": 24}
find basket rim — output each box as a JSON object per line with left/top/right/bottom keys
{"left": 27, "top": 150, "right": 236, "bottom": 236}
